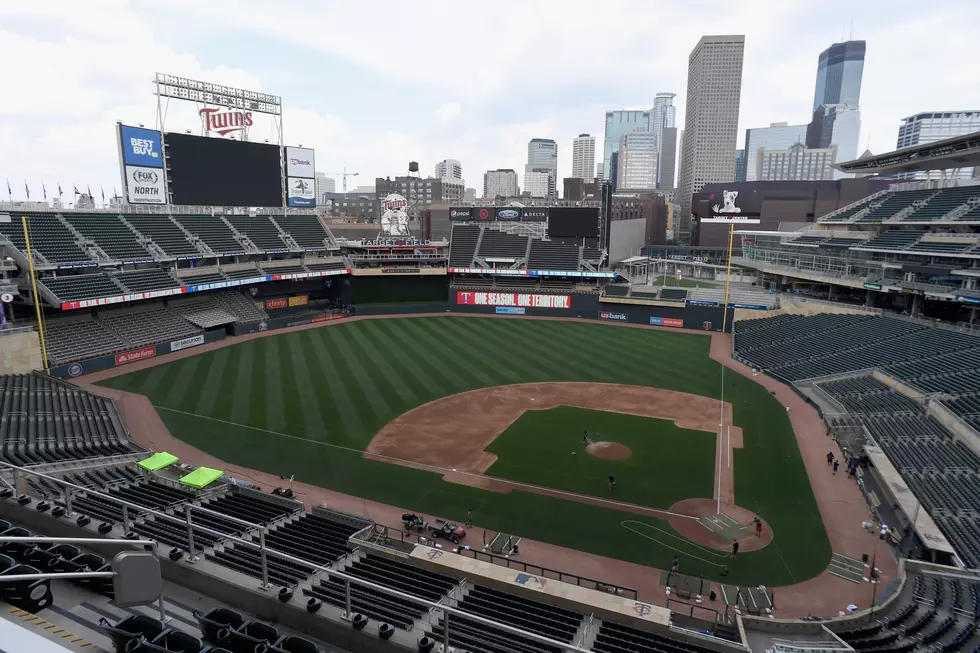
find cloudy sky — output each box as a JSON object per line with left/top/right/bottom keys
{"left": 1, "top": 0, "right": 977, "bottom": 201}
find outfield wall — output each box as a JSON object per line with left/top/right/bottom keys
{"left": 47, "top": 330, "right": 227, "bottom": 379}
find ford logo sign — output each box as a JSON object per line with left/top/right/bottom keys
{"left": 498, "top": 209, "right": 519, "bottom": 219}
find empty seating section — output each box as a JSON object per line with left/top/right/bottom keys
{"left": 65, "top": 214, "right": 150, "bottom": 261}
{"left": 527, "top": 240, "right": 580, "bottom": 270}
{"left": 594, "top": 620, "right": 715, "bottom": 653}
{"left": 476, "top": 230, "right": 529, "bottom": 259}
{"left": 789, "top": 235, "right": 829, "bottom": 245}
{"left": 857, "top": 189, "right": 937, "bottom": 223}
{"left": 124, "top": 215, "right": 200, "bottom": 257}
{"left": 430, "top": 584, "right": 582, "bottom": 653}
{"left": 857, "top": 230, "right": 923, "bottom": 250}
{"left": 178, "top": 271, "right": 227, "bottom": 285}
{"left": 175, "top": 215, "right": 243, "bottom": 254}
{"left": 306, "top": 554, "right": 456, "bottom": 630}
{"left": 659, "top": 288, "right": 688, "bottom": 301}
{"left": 449, "top": 225, "right": 481, "bottom": 267}
{"left": 908, "top": 239, "right": 977, "bottom": 254}
{"left": 944, "top": 396, "right": 980, "bottom": 431}
{"left": 0, "top": 213, "right": 91, "bottom": 263}
{"left": 263, "top": 264, "right": 307, "bottom": 275}
{"left": 957, "top": 203, "right": 980, "bottom": 222}
{"left": 227, "top": 216, "right": 288, "bottom": 251}
{"left": 100, "top": 304, "right": 200, "bottom": 346}
{"left": 819, "top": 376, "right": 921, "bottom": 414}
{"left": 0, "top": 374, "right": 139, "bottom": 465}
{"left": 40, "top": 273, "right": 120, "bottom": 302}
{"left": 822, "top": 236, "right": 869, "bottom": 248}
{"left": 113, "top": 268, "right": 182, "bottom": 293}
{"left": 901, "top": 186, "right": 980, "bottom": 222}
{"left": 604, "top": 285, "right": 631, "bottom": 297}
{"left": 275, "top": 215, "right": 332, "bottom": 249}
{"left": 41, "top": 317, "right": 128, "bottom": 364}
{"left": 734, "top": 315, "right": 980, "bottom": 382}
{"left": 304, "top": 260, "right": 347, "bottom": 272}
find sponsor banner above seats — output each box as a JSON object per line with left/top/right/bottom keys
{"left": 264, "top": 297, "right": 288, "bottom": 310}
{"left": 686, "top": 299, "right": 770, "bottom": 310}
{"left": 287, "top": 176, "right": 315, "bottom": 207}
{"left": 285, "top": 146, "right": 315, "bottom": 178}
{"left": 125, "top": 165, "right": 167, "bottom": 204}
{"left": 448, "top": 267, "right": 616, "bottom": 279}
{"left": 169, "top": 334, "right": 205, "bottom": 352}
{"left": 457, "top": 291, "right": 571, "bottom": 309}
{"left": 449, "top": 207, "right": 548, "bottom": 222}
{"left": 288, "top": 294, "right": 309, "bottom": 307}
{"left": 59, "top": 268, "right": 350, "bottom": 311}
{"left": 119, "top": 125, "right": 164, "bottom": 168}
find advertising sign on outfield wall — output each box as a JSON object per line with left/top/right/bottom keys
{"left": 169, "top": 334, "right": 205, "bottom": 352}
{"left": 456, "top": 291, "right": 571, "bottom": 309}
{"left": 599, "top": 311, "right": 628, "bottom": 321}
{"left": 288, "top": 295, "right": 309, "bottom": 307}
{"left": 495, "top": 306, "right": 526, "bottom": 315}
{"left": 115, "top": 347, "right": 157, "bottom": 365}
{"left": 649, "top": 317, "right": 684, "bottom": 328}
{"left": 265, "top": 297, "right": 288, "bottom": 310}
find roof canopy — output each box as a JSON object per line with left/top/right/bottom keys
{"left": 138, "top": 451, "right": 179, "bottom": 471}
{"left": 836, "top": 130, "right": 980, "bottom": 174}
{"left": 179, "top": 466, "right": 223, "bottom": 489}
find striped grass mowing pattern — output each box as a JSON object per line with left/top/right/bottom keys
{"left": 99, "top": 316, "right": 830, "bottom": 586}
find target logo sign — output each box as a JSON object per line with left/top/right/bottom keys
{"left": 477, "top": 208, "right": 491, "bottom": 220}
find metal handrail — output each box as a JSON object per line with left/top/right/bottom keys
{"left": 1, "top": 462, "right": 598, "bottom": 653}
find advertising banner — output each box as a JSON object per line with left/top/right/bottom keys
{"left": 125, "top": 165, "right": 167, "bottom": 204}
{"left": 115, "top": 347, "right": 157, "bottom": 365}
{"left": 522, "top": 208, "right": 548, "bottom": 222}
{"left": 288, "top": 295, "right": 309, "bottom": 307}
{"left": 957, "top": 296, "right": 980, "bottom": 305}
{"left": 449, "top": 207, "right": 473, "bottom": 221}
{"left": 686, "top": 299, "right": 719, "bottom": 307}
{"left": 169, "top": 334, "right": 205, "bottom": 352}
{"left": 265, "top": 297, "right": 288, "bottom": 310}
{"left": 496, "top": 306, "right": 526, "bottom": 315}
{"left": 473, "top": 207, "right": 493, "bottom": 221}
{"left": 285, "top": 147, "right": 315, "bottom": 178}
{"left": 649, "top": 317, "right": 684, "bottom": 328}
{"left": 287, "top": 177, "right": 315, "bottom": 207}
{"left": 311, "top": 314, "right": 345, "bottom": 323}
{"left": 599, "top": 311, "right": 628, "bottom": 321}
{"left": 456, "top": 291, "right": 571, "bottom": 309}
{"left": 495, "top": 207, "right": 522, "bottom": 221}
{"left": 119, "top": 125, "right": 164, "bottom": 168}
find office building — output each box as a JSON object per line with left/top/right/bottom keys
{"left": 434, "top": 158, "right": 462, "bottom": 181}
{"left": 524, "top": 171, "right": 551, "bottom": 198}
{"left": 757, "top": 142, "right": 837, "bottom": 181}
{"left": 525, "top": 138, "right": 558, "bottom": 198}
{"left": 314, "top": 173, "right": 336, "bottom": 205}
{"left": 375, "top": 176, "right": 464, "bottom": 206}
{"left": 483, "top": 169, "right": 520, "bottom": 198}
{"left": 659, "top": 127, "right": 678, "bottom": 190}
{"left": 603, "top": 110, "right": 650, "bottom": 179}
{"left": 896, "top": 111, "right": 980, "bottom": 179}
{"left": 617, "top": 130, "right": 658, "bottom": 190}
{"left": 806, "top": 104, "right": 861, "bottom": 178}
{"left": 743, "top": 122, "right": 808, "bottom": 181}
{"left": 571, "top": 134, "right": 596, "bottom": 180}
{"left": 735, "top": 150, "right": 745, "bottom": 182}
{"left": 651, "top": 93, "right": 677, "bottom": 189}
{"left": 609, "top": 152, "right": 620, "bottom": 190}
{"left": 813, "top": 41, "right": 866, "bottom": 113}
{"left": 678, "top": 34, "right": 745, "bottom": 243}
{"left": 596, "top": 161, "right": 604, "bottom": 180}
{"left": 464, "top": 187, "right": 476, "bottom": 202}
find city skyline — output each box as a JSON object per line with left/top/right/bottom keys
{"left": 1, "top": 1, "right": 978, "bottom": 201}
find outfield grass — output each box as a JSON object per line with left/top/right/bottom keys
{"left": 99, "top": 316, "right": 830, "bottom": 585}
{"left": 486, "top": 407, "right": 715, "bottom": 508}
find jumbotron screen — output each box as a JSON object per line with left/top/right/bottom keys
{"left": 165, "top": 133, "right": 283, "bottom": 207}
{"left": 548, "top": 207, "right": 600, "bottom": 238}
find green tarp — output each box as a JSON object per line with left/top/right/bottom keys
{"left": 179, "top": 467, "right": 223, "bottom": 489}
{"left": 138, "top": 452, "right": 179, "bottom": 471}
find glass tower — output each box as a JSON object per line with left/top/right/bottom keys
{"left": 812, "top": 41, "right": 866, "bottom": 113}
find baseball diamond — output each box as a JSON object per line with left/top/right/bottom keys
{"left": 96, "top": 315, "right": 831, "bottom": 586}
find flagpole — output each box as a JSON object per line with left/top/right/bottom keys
{"left": 21, "top": 217, "right": 50, "bottom": 369}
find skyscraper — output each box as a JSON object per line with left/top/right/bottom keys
{"left": 812, "top": 41, "right": 866, "bottom": 113}
{"left": 483, "top": 169, "right": 519, "bottom": 198}
{"left": 896, "top": 111, "right": 980, "bottom": 179}
{"left": 735, "top": 150, "right": 745, "bottom": 182}
{"left": 651, "top": 93, "right": 677, "bottom": 189}
{"left": 603, "top": 110, "right": 650, "bottom": 180}
{"left": 743, "top": 122, "right": 808, "bottom": 181}
{"left": 314, "top": 172, "right": 336, "bottom": 204}
{"left": 806, "top": 104, "right": 861, "bottom": 177}
{"left": 525, "top": 138, "right": 558, "bottom": 198}
{"left": 679, "top": 35, "right": 745, "bottom": 243}
{"left": 660, "top": 127, "right": 678, "bottom": 189}
{"left": 523, "top": 171, "right": 551, "bottom": 198}
{"left": 571, "top": 134, "right": 596, "bottom": 180}
{"left": 434, "top": 159, "right": 462, "bottom": 181}
{"left": 757, "top": 142, "right": 837, "bottom": 181}
{"left": 617, "top": 131, "right": 658, "bottom": 190}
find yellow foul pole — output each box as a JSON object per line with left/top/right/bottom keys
{"left": 721, "top": 222, "right": 735, "bottom": 334}
{"left": 21, "top": 216, "right": 50, "bottom": 369}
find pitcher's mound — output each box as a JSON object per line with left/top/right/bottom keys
{"left": 586, "top": 441, "right": 632, "bottom": 460}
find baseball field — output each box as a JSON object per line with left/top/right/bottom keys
{"left": 98, "top": 315, "right": 830, "bottom": 586}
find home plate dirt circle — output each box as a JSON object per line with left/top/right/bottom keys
{"left": 586, "top": 441, "right": 632, "bottom": 460}
{"left": 667, "top": 498, "right": 772, "bottom": 552}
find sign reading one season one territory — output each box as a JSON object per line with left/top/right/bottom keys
{"left": 456, "top": 291, "right": 571, "bottom": 309}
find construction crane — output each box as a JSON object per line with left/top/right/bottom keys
{"left": 326, "top": 168, "right": 360, "bottom": 198}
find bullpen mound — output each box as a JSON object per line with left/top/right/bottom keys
{"left": 586, "top": 441, "right": 632, "bottom": 460}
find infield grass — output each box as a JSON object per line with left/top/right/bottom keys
{"left": 99, "top": 316, "right": 829, "bottom": 586}
{"left": 485, "top": 407, "right": 715, "bottom": 508}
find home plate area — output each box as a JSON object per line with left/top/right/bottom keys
{"left": 699, "top": 513, "right": 746, "bottom": 541}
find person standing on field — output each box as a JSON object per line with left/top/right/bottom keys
{"left": 730, "top": 539, "right": 739, "bottom": 559}
{"left": 608, "top": 474, "right": 616, "bottom": 490}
